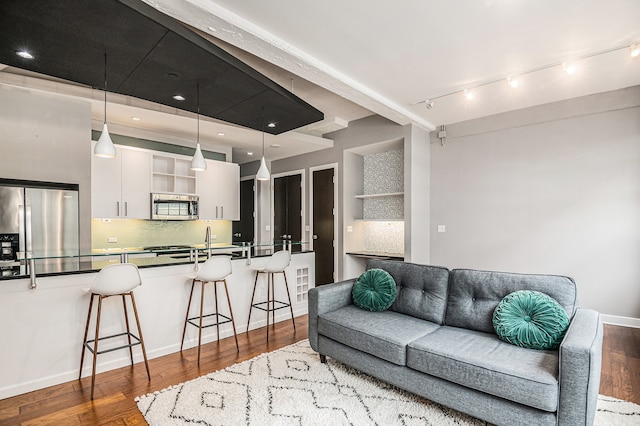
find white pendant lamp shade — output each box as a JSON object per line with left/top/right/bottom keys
{"left": 256, "top": 156, "right": 270, "bottom": 181}
{"left": 94, "top": 123, "right": 116, "bottom": 158}
{"left": 191, "top": 142, "right": 207, "bottom": 171}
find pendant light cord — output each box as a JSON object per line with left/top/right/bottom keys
{"left": 197, "top": 83, "right": 200, "bottom": 144}
{"left": 103, "top": 53, "right": 107, "bottom": 125}
{"left": 262, "top": 106, "right": 265, "bottom": 156}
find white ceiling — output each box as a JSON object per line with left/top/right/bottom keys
{"left": 2, "top": 1, "right": 639, "bottom": 164}
{"left": 149, "top": 0, "right": 640, "bottom": 129}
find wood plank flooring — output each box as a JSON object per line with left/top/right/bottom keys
{"left": 1, "top": 319, "right": 638, "bottom": 425}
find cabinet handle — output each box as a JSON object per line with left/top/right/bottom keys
{"left": 125, "top": 201, "right": 128, "bottom": 217}
{"left": 116, "top": 201, "right": 120, "bottom": 217}
{"left": 221, "top": 206, "right": 224, "bottom": 218}
{"left": 216, "top": 206, "right": 218, "bottom": 219}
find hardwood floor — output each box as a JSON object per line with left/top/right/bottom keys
{"left": 1, "top": 320, "right": 638, "bottom": 425}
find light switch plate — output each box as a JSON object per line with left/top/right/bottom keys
{"left": 108, "top": 237, "right": 118, "bottom": 243}
{"left": 437, "top": 225, "right": 446, "bottom": 233}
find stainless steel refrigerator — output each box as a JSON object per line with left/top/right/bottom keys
{"left": 0, "top": 179, "right": 80, "bottom": 277}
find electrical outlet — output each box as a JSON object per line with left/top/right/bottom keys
{"left": 437, "top": 225, "right": 446, "bottom": 233}
{"left": 265, "top": 225, "right": 271, "bottom": 231}
{"left": 211, "top": 234, "right": 217, "bottom": 240}
{"left": 108, "top": 237, "right": 118, "bottom": 243}
{"left": 347, "top": 226, "right": 353, "bottom": 233}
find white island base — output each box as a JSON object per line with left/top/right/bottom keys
{"left": 0, "top": 252, "right": 315, "bottom": 399}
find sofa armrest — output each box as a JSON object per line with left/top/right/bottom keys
{"left": 558, "top": 308, "right": 603, "bottom": 426}
{"left": 308, "top": 279, "right": 356, "bottom": 351}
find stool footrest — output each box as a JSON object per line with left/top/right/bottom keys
{"left": 251, "top": 300, "right": 291, "bottom": 312}
{"left": 84, "top": 332, "right": 142, "bottom": 356}
{"left": 187, "top": 313, "right": 233, "bottom": 329}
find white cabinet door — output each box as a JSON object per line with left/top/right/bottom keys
{"left": 91, "top": 144, "right": 123, "bottom": 218}
{"left": 121, "top": 148, "right": 151, "bottom": 219}
{"left": 91, "top": 145, "right": 151, "bottom": 219}
{"left": 196, "top": 160, "right": 240, "bottom": 220}
{"left": 216, "top": 161, "right": 239, "bottom": 220}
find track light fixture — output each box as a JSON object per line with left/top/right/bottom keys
{"left": 413, "top": 42, "right": 638, "bottom": 109}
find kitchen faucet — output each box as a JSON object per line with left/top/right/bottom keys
{"left": 205, "top": 225, "right": 212, "bottom": 258}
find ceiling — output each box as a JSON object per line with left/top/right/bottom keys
{"left": 1, "top": 1, "right": 638, "bottom": 165}
{"left": 0, "top": 0, "right": 324, "bottom": 135}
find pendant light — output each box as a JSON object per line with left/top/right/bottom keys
{"left": 256, "top": 107, "right": 270, "bottom": 181}
{"left": 94, "top": 53, "right": 116, "bottom": 158}
{"left": 190, "top": 83, "right": 207, "bottom": 171}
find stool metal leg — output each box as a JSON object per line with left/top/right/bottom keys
{"left": 214, "top": 280, "right": 220, "bottom": 343}
{"left": 90, "top": 295, "right": 104, "bottom": 400}
{"left": 122, "top": 294, "right": 134, "bottom": 365}
{"left": 129, "top": 291, "right": 151, "bottom": 380}
{"left": 266, "top": 272, "right": 271, "bottom": 341}
{"left": 270, "top": 273, "right": 276, "bottom": 328}
{"left": 246, "top": 271, "right": 260, "bottom": 331}
{"left": 180, "top": 279, "right": 196, "bottom": 351}
{"left": 79, "top": 293, "right": 95, "bottom": 380}
{"left": 197, "top": 280, "right": 205, "bottom": 365}
{"left": 282, "top": 271, "right": 296, "bottom": 331}
{"left": 222, "top": 279, "right": 239, "bottom": 351}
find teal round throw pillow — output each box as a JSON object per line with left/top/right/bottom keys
{"left": 493, "top": 290, "right": 570, "bottom": 350}
{"left": 352, "top": 268, "right": 397, "bottom": 311}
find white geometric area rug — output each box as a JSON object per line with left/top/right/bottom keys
{"left": 136, "top": 340, "right": 639, "bottom": 426}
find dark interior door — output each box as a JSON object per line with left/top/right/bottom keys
{"left": 273, "top": 174, "right": 302, "bottom": 252}
{"left": 313, "top": 168, "right": 335, "bottom": 285}
{"left": 232, "top": 179, "right": 255, "bottom": 245}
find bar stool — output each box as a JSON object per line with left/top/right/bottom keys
{"left": 246, "top": 250, "right": 296, "bottom": 341}
{"left": 181, "top": 255, "right": 239, "bottom": 365}
{"left": 79, "top": 263, "right": 150, "bottom": 400}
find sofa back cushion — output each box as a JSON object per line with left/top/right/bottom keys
{"left": 367, "top": 259, "right": 449, "bottom": 324}
{"left": 445, "top": 269, "right": 578, "bottom": 334}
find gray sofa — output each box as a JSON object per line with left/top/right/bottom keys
{"left": 308, "top": 259, "right": 603, "bottom": 426}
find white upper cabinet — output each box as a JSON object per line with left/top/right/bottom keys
{"left": 91, "top": 144, "right": 151, "bottom": 219}
{"left": 197, "top": 159, "right": 240, "bottom": 220}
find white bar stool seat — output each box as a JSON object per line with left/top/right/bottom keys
{"left": 79, "top": 263, "right": 150, "bottom": 399}
{"left": 246, "top": 250, "right": 296, "bottom": 340}
{"left": 181, "top": 255, "right": 239, "bottom": 365}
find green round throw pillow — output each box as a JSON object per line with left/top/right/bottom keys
{"left": 493, "top": 290, "right": 570, "bottom": 350}
{"left": 352, "top": 268, "right": 397, "bottom": 311}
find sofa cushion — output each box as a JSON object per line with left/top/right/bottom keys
{"left": 367, "top": 259, "right": 449, "bottom": 324}
{"left": 445, "top": 269, "right": 578, "bottom": 334}
{"left": 407, "top": 326, "right": 559, "bottom": 412}
{"left": 493, "top": 290, "right": 570, "bottom": 350}
{"left": 318, "top": 305, "right": 439, "bottom": 365}
{"left": 352, "top": 268, "right": 397, "bottom": 311}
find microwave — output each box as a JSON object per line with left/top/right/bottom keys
{"left": 151, "top": 193, "right": 199, "bottom": 220}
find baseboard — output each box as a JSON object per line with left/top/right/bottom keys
{"left": 601, "top": 314, "right": 640, "bottom": 328}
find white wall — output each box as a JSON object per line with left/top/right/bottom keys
{"left": 430, "top": 86, "right": 640, "bottom": 320}
{"left": 0, "top": 85, "right": 92, "bottom": 250}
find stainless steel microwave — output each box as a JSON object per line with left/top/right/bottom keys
{"left": 151, "top": 193, "right": 199, "bottom": 220}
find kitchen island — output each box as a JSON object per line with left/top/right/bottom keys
{"left": 0, "top": 245, "right": 315, "bottom": 399}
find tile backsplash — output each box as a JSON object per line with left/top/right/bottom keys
{"left": 91, "top": 219, "right": 232, "bottom": 250}
{"left": 362, "top": 221, "right": 404, "bottom": 254}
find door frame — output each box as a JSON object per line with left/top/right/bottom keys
{"left": 270, "top": 169, "right": 306, "bottom": 249}
{"left": 309, "top": 163, "right": 338, "bottom": 284}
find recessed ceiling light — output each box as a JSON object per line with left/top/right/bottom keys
{"left": 507, "top": 77, "right": 519, "bottom": 88}
{"left": 247, "top": 152, "right": 253, "bottom": 156}
{"left": 631, "top": 44, "right": 640, "bottom": 58}
{"left": 270, "top": 143, "right": 281, "bottom": 148}
{"left": 16, "top": 50, "right": 34, "bottom": 59}
{"left": 173, "top": 95, "right": 186, "bottom": 101}
{"left": 464, "top": 89, "right": 474, "bottom": 100}
{"left": 131, "top": 116, "right": 141, "bottom": 121}
{"left": 208, "top": 26, "right": 217, "bottom": 32}
{"left": 217, "top": 132, "right": 225, "bottom": 136}
{"left": 562, "top": 63, "right": 577, "bottom": 75}
{"left": 267, "top": 122, "right": 276, "bottom": 128}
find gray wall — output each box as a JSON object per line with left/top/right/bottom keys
{"left": 430, "top": 86, "right": 640, "bottom": 319}
{"left": 0, "top": 85, "right": 92, "bottom": 251}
